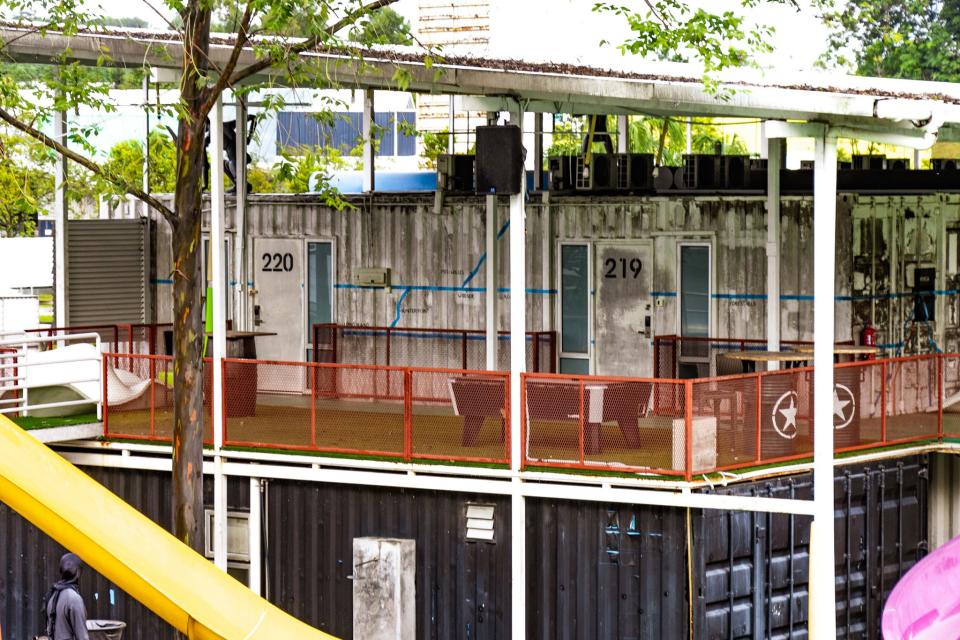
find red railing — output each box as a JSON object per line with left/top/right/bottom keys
{"left": 313, "top": 323, "right": 556, "bottom": 373}
{"left": 102, "top": 353, "right": 510, "bottom": 465}
{"left": 100, "top": 350, "right": 957, "bottom": 478}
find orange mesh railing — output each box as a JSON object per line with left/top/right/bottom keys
{"left": 522, "top": 372, "right": 688, "bottom": 477}
{"left": 102, "top": 351, "right": 951, "bottom": 477}
{"left": 313, "top": 323, "right": 556, "bottom": 373}
{"left": 103, "top": 354, "right": 510, "bottom": 464}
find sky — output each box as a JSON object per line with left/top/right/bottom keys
{"left": 88, "top": 0, "right": 839, "bottom": 73}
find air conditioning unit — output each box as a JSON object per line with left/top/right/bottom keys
{"left": 620, "top": 153, "right": 655, "bottom": 191}
{"left": 575, "top": 154, "right": 616, "bottom": 190}
{"left": 436, "top": 154, "right": 475, "bottom": 192}
{"left": 721, "top": 155, "right": 751, "bottom": 189}
{"left": 674, "top": 154, "right": 723, "bottom": 189}
{"left": 852, "top": 154, "right": 887, "bottom": 170}
{"left": 548, "top": 155, "right": 576, "bottom": 191}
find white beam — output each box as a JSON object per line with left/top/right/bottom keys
{"left": 485, "top": 194, "right": 498, "bottom": 370}
{"left": 811, "top": 133, "right": 838, "bottom": 638}
{"left": 508, "top": 106, "right": 526, "bottom": 640}
{"left": 362, "top": 89, "right": 375, "bottom": 193}
{"left": 234, "top": 99, "right": 248, "bottom": 331}
{"left": 53, "top": 107, "right": 68, "bottom": 327}
{"left": 248, "top": 477, "right": 262, "bottom": 595}
{"left": 210, "top": 95, "right": 229, "bottom": 573}
{"left": 766, "top": 133, "right": 782, "bottom": 369}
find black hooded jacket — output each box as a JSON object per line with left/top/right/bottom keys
{"left": 45, "top": 554, "right": 89, "bottom": 640}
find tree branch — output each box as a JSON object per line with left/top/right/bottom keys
{"left": 227, "top": 0, "right": 398, "bottom": 87}
{"left": 199, "top": 1, "right": 255, "bottom": 118}
{"left": 0, "top": 107, "right": 177, "bottom": 226}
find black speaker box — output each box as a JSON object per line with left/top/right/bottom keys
{"left": 476, "top": 125, "right": 523, "bottom": 194}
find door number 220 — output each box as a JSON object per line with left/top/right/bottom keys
{"left": 262, "top": 252, "right": 294, "bottom": 272}
{"left": 604, "top": 257, "right": 642, "bottom": 279}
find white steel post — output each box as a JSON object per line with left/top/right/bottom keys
{"left": 234, "top": 98, "right": 248, "bottom": 331}
{"left": 53, "top": 107, "right": 68, "bottom": 327}
{"left": 508, "top": 107, "right": 526, "bottom": 640}
{"left": 485, "top": 194, "right": 498, "bottom": 370}
{"left": 811, "top": 133, "right": 837, "bottom": 637}
{"left": 617, "top": 114, "right": 629, "bottom": 153}
{"left": 448, "top": 95, "right": 455, "bottom": 154}
{"left": 362, "top": 89, "right": 375, "bottom": 193}
{"left": 533, "top": 113, "right": 544, "bottom": 191}
{"left": 766, "top": 134, "right": 782, "bottom": 368}
{"left": 210, "top": 95, "right": 229, "bottom": 572}
{"left": 248, "top": 477, "right": 262, "bottom": 595}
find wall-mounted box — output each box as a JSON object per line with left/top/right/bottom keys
{"left": 353, "top": 267, "right": 392, "bottom": 288}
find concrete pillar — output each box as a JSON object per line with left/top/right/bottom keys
{"left": 353, "top": 538, "right": 415, "bottom": 640}
{"left": 53, "top": 107, "right": 68, "bottom": 327}
{"left": 363, "top": 89, "right": 375, "bottom": 193}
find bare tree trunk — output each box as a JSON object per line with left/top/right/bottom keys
{"left": 171, "top": 0, "right": 212, "bottom": 554}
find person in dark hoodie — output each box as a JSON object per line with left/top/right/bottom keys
{"left": 44, "top": 553, "right": 89, "bottom": 640}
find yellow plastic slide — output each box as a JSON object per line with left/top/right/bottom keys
{"left": 0, "top": 416, "right": 336, "bottom": 639}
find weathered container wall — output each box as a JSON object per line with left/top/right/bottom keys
{"left": 0, "top": 468, "right": 248, "bottom": 640}
{"left": 0, "top": 454, "right": 934, "bottom": 639}
{"left": 263, "top": 480, "right": 512, "bottom": 639}
{"left": 694, "top": 454, "right": 928, "bottom": 639}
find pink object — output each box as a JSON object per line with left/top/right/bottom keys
{"left": 883, "top": 534, "right": 960, "bottom": 639}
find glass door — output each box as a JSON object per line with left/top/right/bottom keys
{"left": 305, "top": 241, "right": 334, "bottom": 361}
{"left": 559, "top": 242, "right": 591, "bottom": 374}
{"left": 678, "top": 243, "right": 711, "bottom": 377}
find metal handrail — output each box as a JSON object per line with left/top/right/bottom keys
{"left": 0, "top": 332, "right": 103, "bottom": 420}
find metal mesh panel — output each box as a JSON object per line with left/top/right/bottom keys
{"left": 313, "top": 323, "right": 556, "bottom": 373}
{"left": 884, "top": 356, "right": 939, "bottom": 442}
{"left": 522, "top": 373, "right": 684, "bottom": 476}
{"left": 690, "top": 374, "right": 758, "bottom": 473}
{"left": 412, "top": 369, "right": 509, "bottom": 463}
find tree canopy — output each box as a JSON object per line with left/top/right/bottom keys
{"left": 821, "top": 0, "right": 960, "bottom": 82}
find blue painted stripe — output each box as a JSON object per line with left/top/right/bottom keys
{"left": 334, "top": 283, "right": 556, "bottom": 295}
{"left": 151, "top": 278, "right": 174, "bottom": 285}
{"left": 713, "top": 293, "right": 766, "bottom": 300}
{"left": 389, "top": 289, "right": 410, "bottom": 328}
{"left": 460, "top": 218, "right": 511, "bottom": 288}
{"left": 651, "top": 291, "right": 677, "bottom": 298}
{"left": 342, "top": 329, "right": 535, "bottom": 342}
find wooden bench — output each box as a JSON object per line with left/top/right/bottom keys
{"left": 525, "top": 380, "right": 652, "bottom": 453}
{"left": 448, "top": 377, "right": 507, "bottom": 446}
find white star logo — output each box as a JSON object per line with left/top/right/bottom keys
{"left": 772, "top": 391, "right": 800, "bottom": 440}
{"left": 833, "top": 383, "right": 856, "bottom": 430}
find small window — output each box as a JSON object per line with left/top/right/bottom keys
{"left": 204, "top": 509, "right": 251, "bottom": 563}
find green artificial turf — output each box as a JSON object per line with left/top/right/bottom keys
{"left": 11, "top": 413, "right": 100, "bottom": 430}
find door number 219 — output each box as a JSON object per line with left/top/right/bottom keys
{"left": 604, "top": 257, "right": 642, "bottom": 279}
{"left": 262, "top": 252, "right": 294, "bottom": 272}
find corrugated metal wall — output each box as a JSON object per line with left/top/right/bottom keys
{"left": 263, "top": 480, "right": 512, "bottom": 639}
{"left": 0, "top": 455, "right": 932, "bottom": 639}
{"left": 694, "top": 455, "right": 929, "bottom": 639}
{"left": 0, "top": 467, "right": 248, "bottom": 640}
{"left": 144, "top": 193, "right": 859, "bottom": 374}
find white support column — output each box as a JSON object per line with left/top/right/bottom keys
{"left": 248, "top": 477, "right": 262, "bottom": 595}
{"left": 53, "top": 107, "right": 68, "bottom": 327}
{"left": 617, "top": 114, "right": 629, "bottom": 154}
{"left": 142, "top": 74, "right": 150, "bottom": 219}
{"left": 485, "top": 194, "right": 498, "bottom": 370}
{"left": 810, "top": 133, "right": 837, "bottom": 638}
{"left": 210, "top": 95, "right": 229, "bottom": 573}
{"left": 508, "top": 107, "right": 526, "bottom": 640}
{"left": 448, "top": 95, "right": 455, "bottom": 154}
{"left": 362, "top": 89, "right": 375, "bottom": 193}
{"left": 234, "top": 99, "right": 248, "bottom": 331}
{"left": 685, "top": 118, "right": 693, "bottom": 155}
{"left": 533, "top": 113, "right": 544, "bottom": 191}
{"left": 766, "top": 134, "right": 782, "bottom": 369}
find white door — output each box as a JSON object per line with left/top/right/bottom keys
{"left": 594, "top": 241, "right": 654, "bottom": 376}
{"left": 253, "top": 238, "right": 304, "bottom": 391}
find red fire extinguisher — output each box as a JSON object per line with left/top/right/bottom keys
{"left": 860, "top": 323, "right": 877, "bottom": 360}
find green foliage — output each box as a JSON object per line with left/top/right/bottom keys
{"left": 421, "top": 128, "right": 450, "bottom": 168}
{"left": 94, "top": 130, "right": 178, "bottom": 197}
{"left": 821, "top": 0, "right": 960, "bottom": 82}
{"left": 0, "top": 134, "right": 54, "bottom": 235}
{"left": 249, "top": 146, "right": 348, "bottom": 195}
{"left": 547, "top": 115, "right": 750, "bottom": 166}
{"left": 349, "top": 7, "right": 413, "bottom": 45}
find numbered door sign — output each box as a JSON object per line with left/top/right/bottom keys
{"left": 253, "top": 238, "right": 304, "bottom": 380}
{"left": 594, "top": 242, "right": 653, "bottom": 376}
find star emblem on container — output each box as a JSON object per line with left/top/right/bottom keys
{"left": 771, "top": 390, "right": 800, "bottom": 440}
{"left": 833, "top": 383, "right": 856, "bottom": 430}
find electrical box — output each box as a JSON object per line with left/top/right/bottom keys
{"left": 437, "top": 154, "right": 475, "bottom": 192}
{"left": 353, "top": 267, "right": 391, "bottom": 288}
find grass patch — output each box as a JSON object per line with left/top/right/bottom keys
{"left": 12, "top": 413, "right": 100, "bottom": 430}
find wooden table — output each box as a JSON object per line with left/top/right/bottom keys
{"left": 720, "top": 350, "right": 813, "bottom": 373}
{"left": 790, "top": 344, "right": 880, "bottom": 357}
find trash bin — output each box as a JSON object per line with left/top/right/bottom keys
{"left": 86, "top": 620, "right": 126, "bottom": 640}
